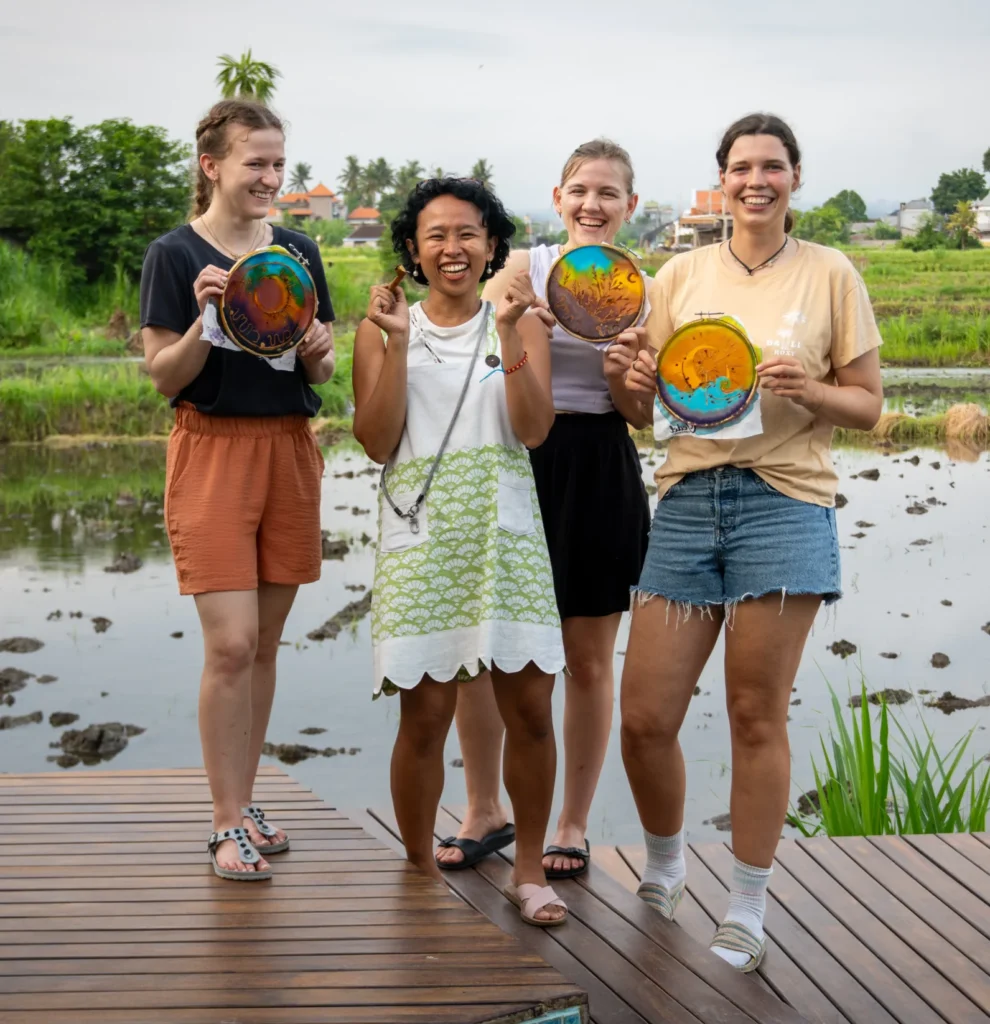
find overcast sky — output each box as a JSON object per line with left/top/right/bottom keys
{"left": 1, "top": 0, "right": 984, "bottom": 218}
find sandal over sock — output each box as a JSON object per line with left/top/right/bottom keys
{"left": 640, "top": 827, "right": 686, "bottom": 891}
{"left": 712, "top": 857, "right": 771, "bottom": 969}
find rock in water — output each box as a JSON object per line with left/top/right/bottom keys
{"left": 92, "top": 617, "right": 112, "bottom": 634}
{"left": 703, "top": 812, "right": 732, "bottom": 832}
{"left": 49, "top": 712, "right": 79, "bottom": 727}
{"left": 321, "top": 532, "right": 350, "bottom": 560}
{"left": 104, "top": 553, "right": 142, "bottom": 574}
{"left": 834, "top": 494, "right": 848, "bottom": 509}
{"left": 857, "top": 468, "right": 880, "bottom": 481}
{"left": 930, "top": 652, "right": 950, "bottom": 668}
{"left": 0, "top": 711, "right": 43, "bottom": 729}
{"left": 0, "top": 637, "right": 43, "bottom": 654}
{"left": 828, "top": 639, "right": 857, "bottom": 658}
{"left": 58, "top": 722, "right": 144, "bottom": 764}
{"left": 0, "top": 667, "right": 33, "bottom": 695}
{"left": 849, "top": 688, "right": 912, "bottom": 708}
{"left": 307, "top": 591, "right": 373, "bottom": 641}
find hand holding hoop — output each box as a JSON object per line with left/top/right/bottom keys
{"left": 297, "top": 320, "right": 333, "bottom": 362}
{"left": 625, "top": 347, "right": 658, "bottom": 398}
{"left": 604, "top": 326, "right": 646, "bottom": 384}
{"left": 194, "top": 265, "right": 228, "bottom": 318}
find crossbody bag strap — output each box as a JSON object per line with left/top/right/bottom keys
{"left": 379, "top": 302, "right": 491, "bottom": 534}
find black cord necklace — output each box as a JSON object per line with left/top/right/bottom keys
{"left": 727, "top": 236, "right": 789, "bottom": 276}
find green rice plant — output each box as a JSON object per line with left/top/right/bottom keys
{"left": 789, "top": 682, "right": 990, "bottom": 836}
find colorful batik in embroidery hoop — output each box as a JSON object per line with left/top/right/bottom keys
{"left": 545, "top": 243, "right": 646, "bottom": 343}
{"left": 655, "top": 316, "right": 761, "bottom": 429}
{"left": 221, "top": 245, "right": 318, "bottom": 358}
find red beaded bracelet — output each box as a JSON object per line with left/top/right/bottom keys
{"left": 504, "top": 352, "right": 528, "bottom": 375}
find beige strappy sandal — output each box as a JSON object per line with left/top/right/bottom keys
{"left": 503, "top": 882, "right": 568, "bottom": 928}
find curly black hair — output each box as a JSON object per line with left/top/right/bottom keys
{"left": 390, "top": 177, "right": 516, "bottom": 283}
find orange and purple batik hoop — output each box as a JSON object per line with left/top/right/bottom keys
{"left": 221, "top": 245, "right": 318, "bottom": 358}
{"left": 545, "top": 243, "right": 646, "bottom": 343}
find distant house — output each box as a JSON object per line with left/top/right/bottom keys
{"left": 890, "top": 199, "right": 934, "bottom": 237}
{"left": 343, "top": 224, "right": 386, "bottom": 248}
{"left": 348, "top": 207, "right": 381, "bottom": 226}
{"left": 673, "top": 190, "right": 732, "bottom": 247}
{"left": 270, "top": 183, "right": 345, "bottom": 224}
{"left": 974, "top": 198, "right": 990, "bottom": 242}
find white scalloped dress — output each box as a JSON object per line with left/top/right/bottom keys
{"left": 371, "top": 301, "right": 565, "bottom": 696}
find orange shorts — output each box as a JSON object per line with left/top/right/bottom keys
{"left": 164, "top": 406, "right": 324, "bottom": 596}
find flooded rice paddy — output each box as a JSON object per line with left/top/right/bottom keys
{"left": 1, "top": 375, "right": 988, "bottom": 845}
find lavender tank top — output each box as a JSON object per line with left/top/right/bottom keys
{"left": 528, "top": 244, "right": 650, "bottom": 415}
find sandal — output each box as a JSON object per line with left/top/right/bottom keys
{"left": 207, "top": 826, "right": 272, "bottom": 881}
{"left": 710, "top": 920, "right": 767, "bottom": 973}
{"left": 503, "top": 882, "right": 568, "bottom": 928}
{"left": 543, "top": 838, "right": 590, "bottom": 880}
{"left": 435, "top": 823, "right": 515, "bottom": 871}
{"left": 242, "top": 804, "right": 289, "bottom": 854}
{"left": 637, "top": 879, "right": 685, "bottom": 921}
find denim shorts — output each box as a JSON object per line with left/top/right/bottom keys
{"left": 635, "top": 467, "right": 841, "bottom": 610}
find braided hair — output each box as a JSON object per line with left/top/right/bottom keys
{"left": 191, "top": 100, "right": 284, "bottom": 218}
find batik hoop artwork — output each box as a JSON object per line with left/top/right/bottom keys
{"left": 545, "top": 243, "right": 646, "bottom": 343}
{"left": 221, "top": 245, "right": 318, "bottom": 358}
{"left": 655, "top": 316, "right": 761, "bottom": 428}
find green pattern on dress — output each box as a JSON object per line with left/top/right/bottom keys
{"left": 373, "top": 445, "right": 559, "bottom": 646}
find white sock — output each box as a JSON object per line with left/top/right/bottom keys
{"left": 640, "top": 827, "right": 686, "bottom": 890}
{"left": 711, "top": 858, "right": 771, "bottom": 969}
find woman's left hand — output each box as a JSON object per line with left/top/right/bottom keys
{"left": 297, "top": 320, "right": 334, "bottom": 364}
{"left": 757, "top": 356, "right": 824, "bottom": 410}
{"left": 604, "top": 327, "right": 646, "bottom": 383}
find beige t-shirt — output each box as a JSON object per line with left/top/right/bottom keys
{"left": 647, "top": 241, "right": 882, "bottom": 507}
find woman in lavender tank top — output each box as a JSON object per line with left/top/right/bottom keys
{"left": 434, "top": 141, "right": 653, "bottom": 878}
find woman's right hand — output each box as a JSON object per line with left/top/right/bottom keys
{"left": 193, "top": 264, "right": 228, "bottom": 318}
{"left": 367, "top": 284, "right": 410, "bottom": 343}
{"left": 625, "top": 348, "right": 658, "bottom": 398}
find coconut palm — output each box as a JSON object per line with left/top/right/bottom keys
{"left": 215, "top": 50, "right": 281, "bottom": 103}
{"left": 288, "top": 162, "right": 312, "bottom": 193}
{"left": 470, "top": 159, "right": 494, "bottom": 190}
{"left": 363, "top": 158, "right": 394, "bottom": 207}
{"left": 945, "top": 200, "right": 979, "bottom": 249}
{"left": 393, "top": 160, "right": 425, "bottom": 199}
{"left": 338, "top": 155, "right": 365, "bottom": 210}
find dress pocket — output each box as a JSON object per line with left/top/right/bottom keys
{"left": 379, "top": 491, "right": 430, "bottom": 553}
{"left": 497, "top": 472, "right": 537, "bottom": 536}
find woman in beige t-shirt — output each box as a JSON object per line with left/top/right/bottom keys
{"left": 615, "top": 113, "right": 883, "bottom": 972}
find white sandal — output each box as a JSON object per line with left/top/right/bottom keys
{"left": 503, "top": 882, "right": 568, "bottom": 928}
{"left": 207, "top": 826, "right": 273, "bottom": 881}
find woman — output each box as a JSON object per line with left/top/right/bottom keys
{"left": 140, "top": 99, "right": 335, "bottom": 880}
{"left": 435, "top": 140, "right": 652, "bottom": 880}
{"left": 352, "top": 177, "right": 568, "bottom": 927}
{"left": 618, "top": 113, "right": 883, "bottom": 970}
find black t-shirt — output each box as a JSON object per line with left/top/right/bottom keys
{"left": 139, "top": 224, "right": 335, "bottom": 418}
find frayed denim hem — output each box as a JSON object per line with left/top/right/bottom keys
{"left": 630, "top": 585, "right": 841, "bottom": 629}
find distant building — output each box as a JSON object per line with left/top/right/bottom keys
{"left": 343, "top": 224, "right": 386, "bottom": 248}
{"left": 674, "top": 190, "right": 732, "bottom": 247}
{"left": 270, "top": 183, "right": 345, "bottom": 224}
{"left": 889, "top": 198, "right": 934, "bottom": 237}
{"left": 347, "top": 207, "right": 382, "bottom": 226}
{"left": 973, "top": 198, "right": 990, "bottom": 242}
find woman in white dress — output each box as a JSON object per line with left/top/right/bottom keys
{"left": 352, "top": 177, "right": 568, "bottom": 926}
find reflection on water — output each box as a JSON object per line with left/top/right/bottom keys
{"left": 2, "top": 409, "right": 989, "bottom": 845}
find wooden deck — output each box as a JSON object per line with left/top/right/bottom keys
{"left": 0, "top": 767, "right": 585, "bottom": 1024}
{"left": 365, "top": 807, "right": 990, "bottom": 1024}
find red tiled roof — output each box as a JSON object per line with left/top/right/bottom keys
{"left": 278, "top": 192, "right": 309, "bottom": 205}
{"left": 288, "top": 207, "right": 312, "bottom": 216}
{"left": 348, "top": 207, "right": 380, "bottom": 220}
{"left": 308, "top": 183, "right": 336, "bottom": 197}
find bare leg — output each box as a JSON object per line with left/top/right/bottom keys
{"left": 238, "top": 582, "right": 298, "bottom": 848}
{"left": 724, "top": 594, "right": 821, "bottom": 867}
{"left": 620, "top": 600, "right": 722, "bottom": 838}
{"left": 435, "top": 671, "right": 510, "bottom": 867}
{"left": 391, "top": 678, "right": 458, "bottom": 882}
{"left": 491, "top": 662, "right": 565, "bottom": 923}
{"left": 194, "top": 590, "right": 270, "bottom": 875}
{"left": 543, "top": 613, "right": 620, "bottom": 874}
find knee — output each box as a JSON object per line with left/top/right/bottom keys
{"left": 206, "top": 632, "right": 258, "bottom": 679}
{"left": 564, "top": 655, "right": 612, "bottom": 691}
{"left": 399, "top": 705, "right": 452, "bottom": 758}
{"left": 503, "top": 693, "right": 553, "bottom": 744}
{"left": 621, "top": 706, "right": 679, "bottom": 754}
{"left": 728, "top": 695, "right": 784, "bottom": 748}
{"left": 254, "top": 632, "right": 282, "bottom": 667}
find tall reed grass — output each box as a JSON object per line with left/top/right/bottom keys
{"left": 788, "top": 684, "right": 990, "bottom": 837}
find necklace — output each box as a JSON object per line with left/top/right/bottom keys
{"left": 727, "top": 236, "right": 789, "bottom": 276}
{"left": 200, "top": 215, "right": 264, "bottom": 260}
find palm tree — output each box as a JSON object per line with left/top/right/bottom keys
{"left": 431, "top": 166, "right": 446, "bottom": 180}
{"left": 945, "top": 200, "right": 978, "bottom": 249}
{"left": 288, "top": 162, "right": 312, "bottom": 193}
{"left": 338, "top": 155, "right": 364, "bottom": 210}
{"left": 363, "top": 158, "right": 394, "bottom": 207}
{"left": 215, "top": 50, "right": 281, "bottom": 103}
{"left": 470, "top": 159, "right": 494, "bottom": 190}
{"left": 393, "top": 160, "right": 425, "bottom": 199}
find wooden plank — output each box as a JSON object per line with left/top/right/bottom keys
{"left": 869, "top": 836, "right": 990, "bottom": 939}
{"left": 900, "top": 835, "right": 990, "bottom": 905}
{"left": 0, "top": 800, "right": 335, "bottom": 813}
{"left": 0, "top": 872, "right": 419, "bottom": 893}
{"left": 590, "top": 846, "right": 640, "bottom": 893}
{"left": 937, "top": 833, "right": 990, "bottom": 876}
{"left": 0, "top": 883, "right": 443, "bottom": 904}
{"left": 776, "top": 840, "right": 983, "bottom": 1024}
{"left": 798, "top": 838, "right": 990, "bottom": 1016}
{"left": 356, "top": 806, "right": 651, "bottom": 1024}
{"left": 695, "top": 842, "right": 894, "bottom": 1024}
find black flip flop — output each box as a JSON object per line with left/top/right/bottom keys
{"left": 543, "top": 839, "right": 590, "bottom": 879}
{"left": 435, "top": 823, "right": 515, "bottom": 871}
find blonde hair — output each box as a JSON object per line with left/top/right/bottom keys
{"left": 560, "top": 138, "right": 635, "bottom": 194}
{"left": 191, "top": 99, "right": 284, "bottom": 218}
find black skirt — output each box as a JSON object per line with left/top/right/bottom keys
{"left": 529, "top": 410, "right": 651, "bottom": 619}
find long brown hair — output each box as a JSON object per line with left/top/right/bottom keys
{"left": 716, "top": 113, "right": 800, "bottom": 233}
{"left": 560, "top": 138, "right": 635, "bottom": 194}
{"left": 191, "top": 99, "right": 285, "bottom": 218}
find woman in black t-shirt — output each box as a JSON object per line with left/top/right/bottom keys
{"left": 140, "top": 99, "right": 335, "bottom": 881}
